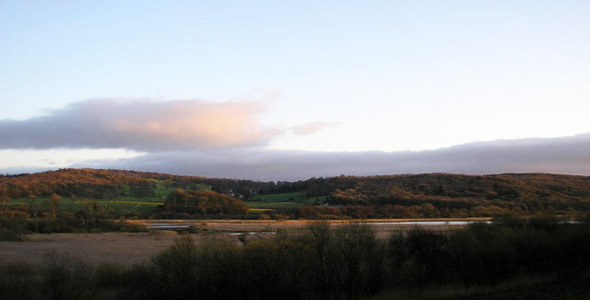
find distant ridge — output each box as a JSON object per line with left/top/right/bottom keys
{"left": 2, "top": 168, "right": 590, "bottom": 218}
{"left": 1, "top": 168, "right": 588, "bottom": 198}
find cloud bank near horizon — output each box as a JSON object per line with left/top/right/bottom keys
{"left": 1, "top": 98, "right": 589, "bottom": 180}
{"left": 0, "top": 98, "right": 279, "bottom": 151}
{"left": 75, "top": 133, "right": 590, "bottom": 181}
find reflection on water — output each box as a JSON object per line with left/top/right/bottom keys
{"left": 148, "top": 223, "right": 192, "bottom": 230}
{"left": 228, "top": 232, "right": 276, "bottom": 236}
{"left": 146, "top": 220, "right": 491, "bottom": 231}
{"left": 370, "top": 221, "right": 491, "bottom": 226}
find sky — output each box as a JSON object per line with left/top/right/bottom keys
{"left": 1, "top": 0, "right": 589, "bottom": 181}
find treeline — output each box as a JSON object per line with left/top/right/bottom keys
{"left": 2, "top": 217, "right": 590, "bottom": 300}
{"left": 0, "top": 202, "right": 145, "bottom": 240}
{"left": 3, "top": 169, "right": 590, "bottom": 218}
{"left": 0, "top": 188, "right": 252, "bottom": 239}
{"left": 0, "top": 169, "right": 277, "bottom": 200}
{"left": 157, "top": 189, "right": 249, "bottom": 218}
{"left": 314, "top": 174, "right": 590, "bottom": 213}
{"left": 263, "top": 173, "right": 590, "bottom": 218}
{"left": 0, "top": 169, "right": 159, "bottom": 199}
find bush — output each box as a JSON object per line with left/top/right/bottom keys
{"left": 0, "top": 262, "right": 41, "bottom": 300}
{"left": 330, "top": 223, "right": 386, "bottom": 296}
{"left": 0, "top": 209, "right": 29, "bottom": 241}
{"left": 41, "top": 251, "right": 96, "bottom": 300}
{"left": 389, "top": 228, "right": 451, "bottom": 289}
{"left": 146, "top": 235, "right": 201, "bottom": 300}
{"left": 95, "top": 262, "right": 128, "bottom": 289}
{"left": 120, "top": 220, "right": 590, "bottom": 300}
{"left": 194, "top": 234, "right": 241, "bottom": 299}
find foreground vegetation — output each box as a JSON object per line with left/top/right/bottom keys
{"left": 1, "top": 217, "right": 589, "bottom": 299}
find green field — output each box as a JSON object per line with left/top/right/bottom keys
{"left": 244, "top": 191, "right": 331, "bottom": 209}
{"left": 1, "top": 189, "right": 327, "bottom": 215}
{"left": 1, "top": 195, "right": 301, "bottom": 214}
{"left": 251, "top": 192, "right": 307, "bottom": 202}
{"left": 1, "top": 196, "right": 163, "bottom": 216}
{"left": 244, "top": 201, "right": 304, "bottom": 209}
{"left": 0, "top": 182, "right": 212, "bottom": 216}
{"left": 250, "top": 192, "right": 327, "bottom": 204}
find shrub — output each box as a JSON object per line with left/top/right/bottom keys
{"left": 195, "top": 234, "right": 241, "bottom": 299}
{"left": 149, "top": 235, "right": 201, "bottom": 300}
{"left": 0, "top": 262, "right": 41, "bottom": 300}
{"left": 41, "top": 251, "right": 96, "bottom": 300}
{"left": 389, "top": 228, "right": 451, "bottom": 289}
{"left": 95, "top": 262, "right": 128, "bottom": 289}
{"left": 0, "top": 209, "right": 29, "bottom": 241}
{"left": 335, "top": 223, "right": 386, "bottom": 295}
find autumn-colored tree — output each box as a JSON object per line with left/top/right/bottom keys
{"left": 164, "top": 190, "right": 248, "bottom": 216}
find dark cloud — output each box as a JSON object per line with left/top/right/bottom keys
{"left": 82, "top": 133, "right": 590, "bottom": 181}
{"left": 0, "top": 98, "right": 277, "bottom": 151}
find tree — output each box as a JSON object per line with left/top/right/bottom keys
{"left": 41, "top": 251, "right": 95, "bottom": 300}
{"left": 163, "top": 190, "right": 248, "bottom": 216}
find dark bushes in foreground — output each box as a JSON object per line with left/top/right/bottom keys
{"left": 123, "top": 217, "right": 590, "bottom": 300}
{"left": 2, "top": 217, "right": 590, "bottom": 299}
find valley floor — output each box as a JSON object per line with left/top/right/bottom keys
{"left": 0, "top": 218, "right": 490, "bottom": 265}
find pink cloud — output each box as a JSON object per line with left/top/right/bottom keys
{"left": 0, "top": 98, "right": 280, "bottom": 151}
{"left": 291, "top": 122, "right": 333, "bottom": 135}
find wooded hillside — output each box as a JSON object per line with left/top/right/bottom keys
{"left": 1, "top": 168, "right": 590, "bottom": 219}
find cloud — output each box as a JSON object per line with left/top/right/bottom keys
{"left": 80, "top": 133, "right": 590, "bottom": 181}
{"left": 2, "top": 98, "right": 588, "bottom": 181}
{"left": 0, "top": 98, "right": 278, "bottom": 151}
{"left": 291, "top": 122, "right": 333, "bottom": 135}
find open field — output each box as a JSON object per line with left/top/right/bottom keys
{"left": 0, "top": 231, "right": 198, "bottom": 265}
{"left": 250, "top": 191, "right": 307, "bottom": 202}
{"left": 0, "top": 218, "right": 490, "bottom": 266}
{"left": 1, "top": 191, "right": 321, "bottom": 213}
{"left": 243, "top": 201, "right": 305, "bottom": 208}
{"left": 249, "top": 192, "right": 328, "bottom": 205}
{"left": 0, "top": 196, "right": 164, "bottom": 216}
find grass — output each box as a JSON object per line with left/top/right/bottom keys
{"left": 0, "top": 232, "right": 190, "bottom": 266}
{"left": 250, "top": 192, "right": 307, "bottom": 202}
{"left": 1, "top": 196, "right": 163, "bottom": 216}
{"left": 0, "top": 219, "right": 443, "bottom": 265}
{"left": 247, "top": 191, "right": 310, "bottom": 209}
{"left": 245, "top": 201, "right": 305, "bottom": 209}
{"left": 1, "top": 189, "right": 325, "bottom": 216}
{"left": 249, "top": 192, "right": 329, "bottom": 206}
{"left": 247, "top": 208, "right": 273, "bottom": 213}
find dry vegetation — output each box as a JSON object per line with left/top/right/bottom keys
{"left": 0, "top": 232, "right": 195, "bottom": 265}
{"left": 1, "top": 217, "right": 590, "bottom": 300}
{"left": 0, "top": 218, "right": 488, "bottom": 265}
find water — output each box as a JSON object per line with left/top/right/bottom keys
{"left": 148, "top": 223, "right": 192, "bottom": 230}
{"left": 369, "top": 221, "right": 490, "bottom": 226}
{"left": 145, "top": 220, "right": 490, "bottom": 231}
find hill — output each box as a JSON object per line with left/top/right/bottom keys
{"left": 1, "top": 168, "right": 590, "bottom": 219}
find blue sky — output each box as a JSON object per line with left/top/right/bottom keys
{"left": 1, "top": 1, "right": 589, "bottom": 180}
